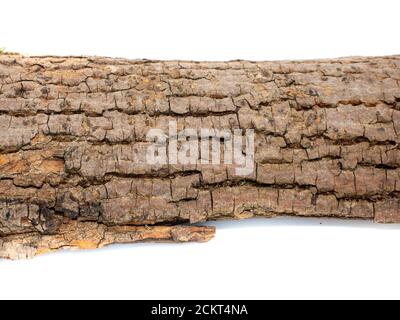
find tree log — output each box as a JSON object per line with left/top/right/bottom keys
{"left": 0, "top": 54, "right": 399, "bottom": 259}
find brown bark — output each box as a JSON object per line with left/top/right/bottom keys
{"left": 0, "top": 54, "right": 399, "bottom": 259}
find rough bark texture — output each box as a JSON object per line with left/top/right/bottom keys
{"left": 0, "top": 54, "right": 399, "bottom": 259}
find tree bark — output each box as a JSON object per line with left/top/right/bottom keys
{"left": 0, "top": 54, "right": 399, "bottom": 259}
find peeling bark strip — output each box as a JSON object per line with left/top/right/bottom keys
{"left": 0, "top": 54, "right": 400, "bottom": 259}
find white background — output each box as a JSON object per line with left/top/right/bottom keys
{"left": 1, "top": 0, "right": 400, "bottom": 300}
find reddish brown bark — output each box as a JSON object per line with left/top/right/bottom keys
{"left": 0, "top": 54, "right": 399, "bottom": 259}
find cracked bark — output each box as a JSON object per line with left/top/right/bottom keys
{"left": 0, "top": 54, "right": 400, "bottom": 259}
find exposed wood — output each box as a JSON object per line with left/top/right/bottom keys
{"left": 0, "top": 54, "right": 399, "bottom": 259}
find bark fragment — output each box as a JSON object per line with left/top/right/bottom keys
{"left": 0, "top": 54, "right": 399, "bottom": 259}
